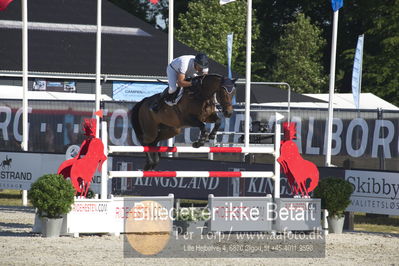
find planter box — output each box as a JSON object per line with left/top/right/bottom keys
{"left": 273, "top": 198, "right": 321, "bottom": 232}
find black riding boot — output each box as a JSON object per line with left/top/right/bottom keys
{"left": 150, "top": 89, "right": 175, "bottom": 113}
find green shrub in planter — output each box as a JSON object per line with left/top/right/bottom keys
{"left": 314, "top": 177, "right": 354, "bottom": 218}
{"left": 28, "top": 174, "right": 75, "bottom": 218}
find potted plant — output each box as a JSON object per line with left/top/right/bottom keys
{"left": 174, "top": 207, "right": 208, "bottom": 234}
{"left": 28, "top": 174, "right": 75, "bottom": 237}
{"left": 314, "top": 177, "right": 354, "bottom": 233}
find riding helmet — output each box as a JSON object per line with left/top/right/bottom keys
{"left": 194, "top": 53, "right": 209, "bottom": 68}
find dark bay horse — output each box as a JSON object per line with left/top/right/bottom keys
{"left": 131, "top": 74, "right": 237, "bottom": 170}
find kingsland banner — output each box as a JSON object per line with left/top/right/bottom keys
{"left": 0, "top": 101, "right": 398, "bottom": 167}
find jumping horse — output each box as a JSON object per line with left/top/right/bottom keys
{"left": 131, "top": 74, "right": 237, "bottom": 170}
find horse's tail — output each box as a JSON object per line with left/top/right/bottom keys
{"left": 131, "top": 100, "right": 144, "bottom": 142}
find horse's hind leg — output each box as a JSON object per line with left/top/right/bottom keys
{"left": 144, "top": 152, "right": 157, "bottom": 171}
{"left": 144, "top": 126, "right": 181, "bottom": 170}
{"left": 138, "top": 113, "right": 161, "bottom": 170}
{"left": 144, "top": 140, "right": 163, "bottom": 170}
{"left": 157, "top": 125, "right": 181, "bottom": 141}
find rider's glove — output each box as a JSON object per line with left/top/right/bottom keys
{"left": 191, "top": 79, "right": 200, "bottom": 87}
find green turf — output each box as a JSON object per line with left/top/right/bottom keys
{"left": 0, "top": 189, "right": 31, "bottom": 206}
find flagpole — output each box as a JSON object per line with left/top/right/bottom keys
{"left": 95, "top": 0, "right": 102, "bottom": 138}
{"left": 168, "top": 0, "right": 173, "bottom": 63}
{"left": 21, "top": 0, "right": 28, "bottom": 206}
{"left": 325, "top": 9, "right": 339, "bottom": 166}
{"left": 167, "top": 0, "right": 174, "bottom": 152}
{"left": 244, "top": 0, "right": 252, "bottom": 148}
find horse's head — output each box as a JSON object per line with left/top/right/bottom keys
{"left": 217, "top": 76, "right": 237, "bottom": 118}
{"left": 199, "top": 74, "right": 236, "bottom": 117}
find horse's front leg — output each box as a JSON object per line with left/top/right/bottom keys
{"left": 193, "top": 123, "right": 208, "bottom": 148}
{"left": 206, "top": 113, "right": 221, "bottom": 141}
{"left": 185, "top": 116, "right": 209, "bottom": 148}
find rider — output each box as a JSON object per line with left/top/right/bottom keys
{"left": 150, "top": 53, "right": 209, "bottom": 112}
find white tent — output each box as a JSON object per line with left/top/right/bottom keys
{"left": 304, "top": 93, "right": 398, "bottom": 110}
{"left": 252, "top": 92, "right": 398, "bottom": 111}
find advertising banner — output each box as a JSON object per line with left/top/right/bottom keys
{"left": 0, "top": 152, "right": 63, "bottom": 190}
{"left": 0, "top": 151, "right": 110, "bottom": 194}
{"left": 346, "top": 170, "right": 399, "bottom": 215}
{"left": 113, "top": 81, "right": 165, "bottom": 102}
{"left": 32, "top": 79, "right": 76, "bottom": 92}
{"left": 0, "top": 100, "right": 398, "bottom": 172}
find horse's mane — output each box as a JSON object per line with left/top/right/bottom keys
{"left": 193, "top": 73, "right": 223, "bottom": 80}
{"left": 187, "top": 73, "right": 224, "bottom": 98}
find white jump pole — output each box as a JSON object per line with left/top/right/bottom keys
{"left": 21, "top": 0, "right": 28, "bottom": 207}
{"left": 101, "top": 121, "right": 108, "bottom": 199}
{"left": 274, "top": 112, "right": 284, "bottom": 199}
{"left": 109, "top": 171, "right": 275, "bottom": 178}
{"left": 108, "top": 146, "right": 274, "bottom": 154}
{"left": 95, "top": 0, "right": 102, "bottom": 138}
{"left": 166, "top": 0, "right": 174, "bottom": 157}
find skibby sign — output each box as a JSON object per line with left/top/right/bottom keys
{"left": 346, "top": 170, "right": 399, "bottom": 215}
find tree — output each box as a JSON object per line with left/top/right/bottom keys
{"left": 271, "top": 13, "right": 327, "bottom": 93}
{"left": 108, "top": 0, "right": 149, "bottom": 22}
{"left": 362, "top": 1, "right": 399, "bottom": 106}
{"left": 252, "top": 0, "right": 330, "bottom": 80}
{"left": 175, "top": 0, "right": 260, "bottom": 76}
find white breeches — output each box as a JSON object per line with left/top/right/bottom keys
{"left": 167, "top": 65, "right": 178, "bottom": 94}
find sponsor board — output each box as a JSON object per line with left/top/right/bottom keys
{"left": 0, "top": 151, "right": 111, "bottom": 194}
{"left": 346, "top": 170, "right": 399, "bottom": 215}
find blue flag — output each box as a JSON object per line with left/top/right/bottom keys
{"left": 331, "top": 0, "right": 343, "bottom": 12}
{"left": 226, "top": 33, "right": 236, "bottom": 104}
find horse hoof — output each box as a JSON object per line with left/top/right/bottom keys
{"left": 192, "top": 142, "right": 201, "bottom": 148}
